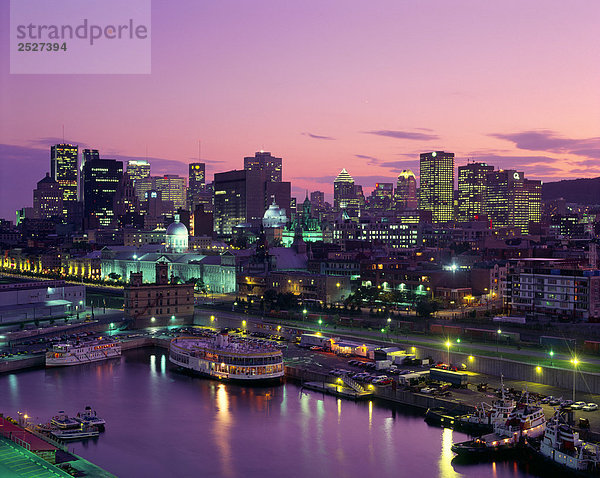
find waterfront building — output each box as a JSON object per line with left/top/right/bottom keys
{"left": 395, "top": 170, "right": 418, "bottom": 211}
{"left": 126, "top": 159, "right": 150, "bottom": 184}
{"left": 419, "top": 151, "right": 454, "bottom": 223}
{"left": 0, "top": 278, "right": 85, "bottom": 324}
{"left": 100, "top": 245, "right": 237, "bottom": 293}
{"left": 33, "top": 173, "right": 63, "bottom": 220}
{"left": 82, "top": 158, "right": 124, "bottom": 228}
{"left": 50, "top": 143, "right": 78, "bottom": 218}
{"left": 457, "top": 162, "right": 494, "bottom": 222}
{"left": 244, "top": 151, "right": 282, "bottom": 183}
{"left": 125, "top": 262, "right": 194, "bottom": 327}
{"left": 506, "top": 258, "right": 600, "bottom": 322}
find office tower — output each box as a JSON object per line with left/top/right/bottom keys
{"left": 484, "top": 169, "right": 530, "bottom": 233}
{"left": 310, "top": 191, "right": 325, "bottom": 213}
{"left": 368, "top": 182, "right": 394, "bottom": 211}
{"left": 244, "top": 151, "right": 282, "bottom": 183}
{"left": 114, "top": 173, "right": 141, "bottom": 227}
{"left": 33, "top": 173, "right": 63, "bottom": 220}
{"left": 333, "top": 169, "right": 364, "bottom": 219}
{"left": 419, "top": 151, "right": 454, "bottom": 223}
{"left": 394, "top": 170, "right": 418, "bottom": 211}
{"left": 79, "top": 149, "right": 100, "bottom": 202}
{"left": 134, "top": 175, "right": 186, "bottom": 210}
{"left": 83, "top": 158, "right": 124, "bottom": 227}
{"left": 457, "top": 162, "right": 494, "bottom": 222}
{"left": 213, "top": 170, "right": 264, "bottom": 236}
{"left": 50, "top": 143, "right": 78, "bottom": 218}
{"left": 525, "top": 178, "right": 542, "bottom": 226}
{"left": 126, "top": 160, "right": 151, "bottom": 184}
{"left": 187, "top": 162, "right": 206, "bottom": 210}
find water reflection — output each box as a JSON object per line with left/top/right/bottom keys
{"left": 439, "top": 428, "right": 461, "bottom": 478}
{"left": 215, "top": 383, "right": 234, "bottom": 477}
{"left": 8, "top": 374, "right": 18, "bottom": 400}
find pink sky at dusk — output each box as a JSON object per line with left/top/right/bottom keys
{"left": 1, "top": 0, "right": 599, "bottom": 220}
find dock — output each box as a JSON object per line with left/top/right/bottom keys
{"left": 302, "top": 381, "right": 373, "bottom": 399}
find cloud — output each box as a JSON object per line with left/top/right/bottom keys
{"left": 27, "top": 137, "right": 91, "bottom": 149}
{"left": 302, "top": 132, "right": 336, "bottom": 141}
{"left": 364, "top": 130, "right": 438, "bottom": 140}
{"left": 490, "top": 130, "right": 600, "bottom": 161}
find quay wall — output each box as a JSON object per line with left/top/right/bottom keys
{"left": 0, "top": 355, "right": 44, "bottom": 373}
{"left": 412, "top": 345, "right": 600, "bottom": 394}
{"left": 285, "top": 365, "right": 475, "bottom": 413}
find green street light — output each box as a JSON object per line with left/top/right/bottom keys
{"left": 549, "top": 350, "right": 554, "bottom": 365}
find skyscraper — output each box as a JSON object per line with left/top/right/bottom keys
{"left": 485, "top": 169, "right": 529, "bottom": 233}
{"left": 126, "top": 160, "right": 151, "bottom": 184}
{"left": 83, "top": 158, "right": 123, "bottom": 227}
{"left": 244, "top": 151, "right": 282, "bottom": 183}
{"left": 419, "top": 151, "right": 454, "bottom": 223}
{"left": 213, "top": 170, "right": 263, "bottom": 236}
{"left": 134, "top": 175, "right": 186, "bottom": 210}
{"left": 367, "top": 183, "right": 394, "bottom": 211}
{"left": 79, "top": 149, "right": 100, "bottom": 202}
{"left": 333, "top": 169, "right": 364, "bottom": 220}
{"left": 457, "top": 162, "right": 494, "bottom": 222}
{"left": 50, "top": 143, "right": 78, "bottom": 218}
{"left": 33, "top": 173, "right": 63, "bottom": 220}
{"left": 395, "top": 170, "right": 418, "bottom": 211}
{"left": 187, "top": 162, "right": 206, "bottom": 211}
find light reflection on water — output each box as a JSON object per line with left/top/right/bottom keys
{"left": 0, "top": 349, "right": 535, "bottom": 478}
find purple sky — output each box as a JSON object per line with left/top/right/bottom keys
{"left": 1, "top": 0, "right": 600, "bottom": 221}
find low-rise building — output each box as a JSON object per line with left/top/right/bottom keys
{"left": 124, "top": 262, "right": 194, "bottom": 327}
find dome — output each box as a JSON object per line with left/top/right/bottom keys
{"left": 166, "top": 221, "right": 188, "bottom": 237}
{"left": 166, "top": 214, "right": 188, "bottom": 253}
{"left": 262, "top": 199, "right": 287, "bottom": 228}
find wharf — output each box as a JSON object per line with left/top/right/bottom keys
{"left": 302, "top": 381, "right": 373, "bottom": 399}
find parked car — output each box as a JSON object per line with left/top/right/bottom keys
{"left": 571, "top": 401, "right": 587, "bottom": 410}
{"left": 583, "top": 403, "right": 598, "bottom": 412}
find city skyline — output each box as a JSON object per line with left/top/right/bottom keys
{"left": 1, "top": 1, "right": 600, "bottom": 220}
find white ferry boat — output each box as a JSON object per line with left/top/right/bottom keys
{"left": 46, "top": 338, "right": 121, "bottom": 367}
{"left": 75, "top": 406, "right": 106, "bottom": 430}
{"left": 538, "top": 411, "right": 600, "bottom": 472}
{"left": 452, "top": 395, "right": 546, "bottom": 457}
{"left": 169, "top": 331, "right": 284, "bottom": 382}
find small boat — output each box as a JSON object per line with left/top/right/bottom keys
{"left": 46, "top": 338, "right": 121, "bottom": 367}
{"left": 51, "top": 424, "right": 100, "bottom": 441}
{"left": 51, "top": 411, "right": 80, "bottom": 429}
{"left": 75, "top": 406, "right": 106, "bottom": 430}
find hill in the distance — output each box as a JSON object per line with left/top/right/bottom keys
{"left": 542, "top": 177, "right": 600, "bottom": 204}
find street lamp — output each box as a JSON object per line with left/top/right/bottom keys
{"left": 318, "top": 318, "right": 322, "bottom": 331}
{"left": 302, "top": 309, "right": 307, "bottom": 322}
{"left": 571, "top": 357, "right": 579, "bottom": 402}
{"left": 445, "top": 340, "right": 451, "bottom": 365}
{"left": 549, "top": 350, "right": 554, "bottom": 366}
{"left": 496, "top": 329, "right": 502, "bottom": 353}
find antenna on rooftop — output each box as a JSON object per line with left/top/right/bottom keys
{"left": 62, "top": 125, "right": 65, "bottom": 143}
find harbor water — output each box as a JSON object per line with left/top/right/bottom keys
{"left": 0, "top": 348, "right": 537, "bottom": 478}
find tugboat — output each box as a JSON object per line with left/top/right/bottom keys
{"left": 452, "top": 393, "right": 546, "bottom": 458}
{"left": 534, "top": 410, "right": 600, "bottom": 473}
{"left": 426, "top": 377, "right": 516, "bottom": 433}
{"left": 75, "top": 406, "right": 106, "bottom": 431}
